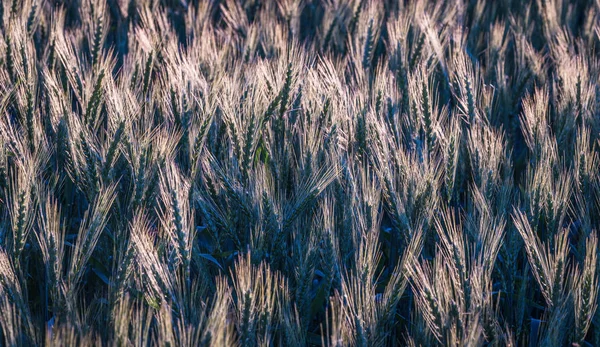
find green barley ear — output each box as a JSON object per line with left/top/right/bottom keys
{"left": 375, "top": 90, "right": 383, "bottom": 117}
{"left": 290, "top": 84, "right": 302, "bottom": 126}
{"left": 261, "top": 192, "right": 278, "bottom": 247}
{"left": 465, "top": 75, "right": 476, "bottom": 123}
{"left": 168, "top": 184, "right": 188, "bottom": 271}
{"left": 12, "top": 190, "right": 29, "bottom": 260}
{"left": 362, "top": 19, "right": 375, "bottom": 71}
{"left": 37, "top": 194, "right": 67, "bottom": 317}
{"left": 310, "top": 228, "right": 336, "bottom": 319}
{"left": 317, "top": 98, "right": 331, "bottom": 128}
{"left": 25, "top": 87, "right": 35, "bottom": 153}
{"left": 179, "top": 93, "right": 192, "bottom": 168}
{"left": 10, "top": 0, "right": 18, "bottom": 18}
{"left": 56, "top": 116, "right": 72, "bottom": 174}
{"left": 132, "top": 148, "right": 147, "bottom": 211}
{"left": 304, "top": 151, "right": 313, "bottom": 183}
{"left": 6, "top": 164, "right": 34, "bottom": 263}
{"left": 354, "top": 316, "right": 367, "bottom": 347}
{"left": 513, "top": 209, "right": 570, "bottom": 309}
{"left": 261, "top": 91, "right": 281, "bottom": 127}
{"left": 143, "top": 165, "right": 160, "bottom": 210}
{"left": 20, "top": 43, "right": 31, "bottom": 84}
{"left": 277, "top": 63, "right": 294, "bottom": 134}
{"left": 409, "top": 33, "right": 425, "bottom": 72}
{"left": 239, "top": 290, "right": 254, "bottom": 346}
{"left": 74, "top": 67, "right": 84, "bottom": 96}
{"left": 142, "top": 52, "right": 154, "bottom": 97}
{"left": 111, "top": 245, "right": 134, "bottom": 307}
{"left": 5, "top": 35, "right": 15, "bottom": 83}
{"left": 26, "top": 2, "right": 38, "bottom": 36}
{"left": 575, "top": 232, "right": 598, "bottom": 345}
{"left": 355, "top": 109, "right": 367, "bottom": 156}
{"left": 322, "top": 16, "right": 337, "bottom": 53}
{"left": 170, "top": 89, "right": 180, "bottom": 126}
{"left": 67, "top": 184, "right": 117, "bottom": 290}
{"left": 283, "top": 167, "right": 337, "bottom": 232}
{"left": 215, "top": 166, "right": 252, "bottom": 219}
{"left": 278, "top": 66, "right": 293, "bottom": 110}
{"left": 347, "top": 0, "right": 364, "bottom": 40}
{"left": 43, "top": 94, "right": 55, "bottom": 143}
{"left": 91, "top": 16, "right": 104, "bottom": 69}
{"left": 295, "top": 248, "right": 317, "bottom": 331}
{"left": 228, "top": 119, "right": 241, "bottom": 158}
{"left": 0, "top": 249, "right": 37, "bottom": 343}
{"left": 190, "top": 116, "right": 211, "bottom": 177}
{"left": 84, "top": 69, "right": 105, "bottom": 127}
{"left": 80, "top": 132, "right": 99, "bottom": 197}
{"left": 241, "top": 113, "right": 256, "bottom": 183}
{"left": 395, "top": 44, "right": 410, "bottom": 115}
{"left": 102, "top": 121, "right": 125, "bottom": 180}
{"left": 421, "top": 81, "right": 434, "bottom": 149}
{"left": 130, "top": 62, "right": 139, "bottom": 89}
{"left": 577, "top": 151, "right": 586, "bottom": 193}
{"left": 377, "top": 227, "right": 424, "bottom": 342}
{"left": 445, "top": 125, "right": 460, "bottom": 204}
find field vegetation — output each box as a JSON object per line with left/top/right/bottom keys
{"left": 1, "top": 0, "right": 600, "bottom": 345}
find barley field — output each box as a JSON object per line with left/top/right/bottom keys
{"left": 1, "top": 0, "right": 600, "bottom": 346}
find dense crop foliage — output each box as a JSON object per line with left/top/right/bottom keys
{"left": 1, "top": 0, "right": 600, "bottom": 345}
